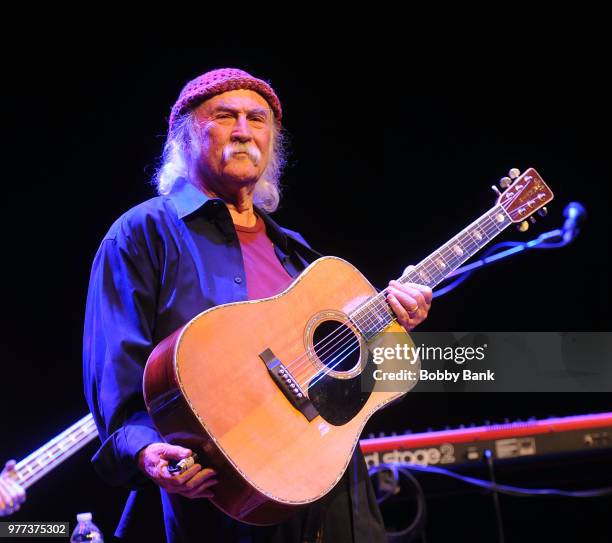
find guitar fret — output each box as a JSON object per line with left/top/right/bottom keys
{"left": 350, "top": 204, "right": 513, "bottom": 339}
{"left": 13, "top": 414, "right": 99, "bottom": 489}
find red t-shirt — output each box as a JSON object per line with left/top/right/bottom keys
{"left": 234, "top": 214, "right": 294, "bottom": 300}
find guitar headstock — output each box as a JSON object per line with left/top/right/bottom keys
{"left": 497, "top": 167, "right": 554, "bottom": 223}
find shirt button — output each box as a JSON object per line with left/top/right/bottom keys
{"left": 234, "top": 276, "right": 243, "bottom": 284}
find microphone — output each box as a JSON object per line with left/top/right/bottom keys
{"left": 562, "top": 202, "right": 586, "bottom": 242}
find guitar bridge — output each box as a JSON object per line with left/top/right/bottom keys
{"left": 259, "top": 348, "right": 319, "bottom": 422}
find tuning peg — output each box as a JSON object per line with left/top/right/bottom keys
{"left": 538, "top": 206, "right": 548, "bottom": 217}
{"left": 517, "top": 220, "right": 529, "bottom": 232}
{"left": 499, "top": 176, "right": 512, "bottom": 189}
{"left": 529, "top": 216, "right": 537, "bottom": 224}
{"left": 491, "top": 185, "right": 502, "bottom": 198}
{"left": 509, "top": 168, "right": 521, "bottom": 179}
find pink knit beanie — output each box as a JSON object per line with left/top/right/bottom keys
{"left": 169, "top": 68, "right": 282, "bottom": 132}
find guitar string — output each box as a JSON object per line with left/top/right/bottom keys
{"left": 277, "top": 212, "right": 512, "bottom": 388}
{"left": 284, "top": 216, "right": 505, "bottom": 385}
{"left": 15, "top": 423, "right": 96, "bottom": 482}
{"left": 13, "top": 422, "right": 97, "bottom": 485}
{"left": 284, "top": 212, "right": 512, "bottom": 385}
{"left": 300, "top": 212, "right": 523, "bottom": 389}
{"left": 15, "top": 415, "right": 97, "bottom": 471}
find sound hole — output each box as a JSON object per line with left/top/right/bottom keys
{"left": 312, "top": 319, "right": 360, "bottom": 374}
{"left": 307, "top": 318, "right": 372, "bottom": 426}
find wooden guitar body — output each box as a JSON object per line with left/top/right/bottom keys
{"left": 144, "top": 256, "right": 419, "bottom": 524}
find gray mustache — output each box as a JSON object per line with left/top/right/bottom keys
{"left": 222, "top": 143, "right": 261, "bottom": 165}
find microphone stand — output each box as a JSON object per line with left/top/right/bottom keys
{"left": 432, "top": 203, "right": 584, "bottom": 298}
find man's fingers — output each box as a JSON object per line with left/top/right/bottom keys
{"left": 387, "top": 284, "right": 419, "bottom": 313}
{"left": 397, "top": 264, "right": 434, "bottom": 305}
{"left": 138, "top": 443, "right": 193, "bottom": 480}
{"left": 184, "top": 477, "right": 218, "bottom": 499}
{"left": 183, "top": 469, "right": 217, "bottom": 491}
{"left": 389, "top": 281, "right": 431, "bottom": 308}
{"left": 140, "top": 444, "right": 219, "bottom": 498}
{"left": 387, "top": 276, "right": 436, "bottom": 332}
{"left": 159, "top": 444, "right": 192, "bottom": 461}
{"left": 403, "top": 282, "right": 432, "bottom": 304}
{"left": 162, "top": 465, "right": 218, "bottom": 498}
{"left": 183, "top": 477, "right": 218, "bottom": 498}
{"left": 386, "top": 292, "right": 411, "bottom": 328}
{"left": 0, "top": 485, "right": 14, "bottom": 516}
{"left": 162, "top": 463, "right": 202, "bottom": 486}
{"left": 5, "top": 480, "right": 25, "bottom": 504}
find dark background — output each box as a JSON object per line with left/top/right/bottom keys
{"left": 1, "top": 44, "right": 611, "bottom": 542}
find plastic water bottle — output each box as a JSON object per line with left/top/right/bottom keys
{"left": 70, "top": 512, "right": 104, "bottom": 542}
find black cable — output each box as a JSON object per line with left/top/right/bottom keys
{"left": 484, "top": 449, "right": 505, "bottom": 543}
{"left": 373, "top": 465, "right": 428, "bottom": 542}
{"left": 370, "top": 463, "right": 612, "bottom": 498}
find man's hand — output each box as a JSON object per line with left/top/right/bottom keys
{"left": 137, "top": 443, "right": 217, "bottom": 499}
{"left": 0, "top": 460, "right": 26, "bottom": 516}
{"left": 386, "top": 266, "right": 433, "bottom": 331}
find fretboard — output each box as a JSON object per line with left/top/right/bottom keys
{"left": 4, "top": 413, "right": 98, "bottom": 489}
{"left": 351, "top": 204, "right": 513, "bottom": 339}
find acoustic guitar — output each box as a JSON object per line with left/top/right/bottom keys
{"left": 143, "top": 168, "right": 553, "bottom": 524}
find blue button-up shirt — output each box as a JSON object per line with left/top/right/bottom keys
{"left": 82, "top": 178, "right": 386, "bottom": 542}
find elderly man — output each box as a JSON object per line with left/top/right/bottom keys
{"left": 83, "top": 68, "right": 432, "bottom": 542}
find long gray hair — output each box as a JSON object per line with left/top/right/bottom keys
{"left": 153, "top": 111, "right": 287, "bottom": 212}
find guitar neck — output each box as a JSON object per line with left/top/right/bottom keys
{"left": 351, "top": 204, "right": 513, "bottom": 339}
{"left": 400, "top": 203, "right": 513, "bottom": 289}
{"left": 5, "top": 414, "right": 98, "bottom": 489}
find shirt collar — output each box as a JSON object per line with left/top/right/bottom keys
{"left": 167, "top": 177, "right": 290, "bottom": 252}
{"left": 168, "top": 177, "right": 213, "bottom": 219}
